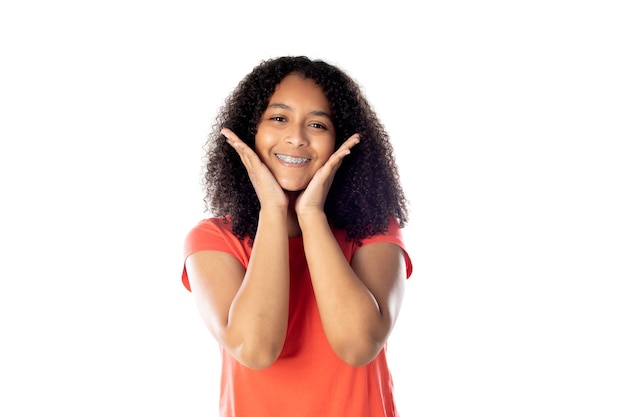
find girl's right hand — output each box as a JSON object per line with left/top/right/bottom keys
{"left": 222, "top": 128, "right": 288, "bottom": 210}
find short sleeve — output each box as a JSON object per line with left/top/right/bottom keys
{"left": 357, "top": 218, "right": 413, "bottom": 279}
{"left": 181, "top": 218, "right": 251, "bottom": 291}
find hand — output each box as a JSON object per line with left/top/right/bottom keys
{"left": 295, "top": 133, "right": 360, "bottom": 217}
{"left": 222, "top": 128, "right": 289, "bottom": 210}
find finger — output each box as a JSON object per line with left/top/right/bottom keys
{"left": 335, "top": 133, "right": 361, "bottom": 158}
{"left": 327, "top": 133, "right": 360, "bottom": 167}
{"left": 222, "top": 128, "right": 261, "bottom": 173}
{"left": 222, "top": 127, "right": 275, "bottom": 188}
{"left": 221, "top": 127, "right": 237, "bottom": 141}
{"left": 221, "top": 128, "right": 246, "bottom": 152}
{"left": 342, "top": 133, "right": 361, "bottom": 151}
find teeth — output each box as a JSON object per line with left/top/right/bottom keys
{"left": 276, "top": 154, "right": 310, "bottom": 164}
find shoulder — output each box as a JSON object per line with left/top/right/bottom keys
{"left": 183, "top": 216, "right": 245, "bottom": 257}
{"left": 336, "top": 217, "right": 413, "bottom": 279}
{"left": 364, "top": 217, "right": 406, "bottom": 248}
{"left": 188, "top": 216, "right": 233, "bottom": 237}
{"left": 335, "top": 217, "right": 406, "bottom": 248}
{"left": 181, "top": 216, "right": 251, "bottom": 291}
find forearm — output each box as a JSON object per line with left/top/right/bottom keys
{"left": 299, "top": 212, "right": 388, "bottom": 365}
{"left": 226, "top": 208, "right": 290, "bottom": 368}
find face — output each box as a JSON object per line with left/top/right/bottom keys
{"left": 255, "top": 73, "right": 336, "bottom": 191}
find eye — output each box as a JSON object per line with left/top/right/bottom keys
{"left": 270, "top": 116, "right": 286, "bottom": 122}
{"left": 309, "top": 122, "right": 327, "bottom": 130}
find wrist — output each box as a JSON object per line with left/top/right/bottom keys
{"left": 296, "top": 210, "right": 327, "bottom": 231}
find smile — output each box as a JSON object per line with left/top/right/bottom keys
{"left": 275, "top": 154, "right": 311, "bottom": 164}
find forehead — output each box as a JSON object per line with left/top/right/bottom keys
{"left": 268, "top": 74, "right": 330, "bottom": 111}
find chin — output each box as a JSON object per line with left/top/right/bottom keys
{"left": 281, "top": 186, "right": 306, "bottom": 193}
{"left": 279, "top": 180, "right": 310, "bottom": 192}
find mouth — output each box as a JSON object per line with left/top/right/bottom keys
{"left": 275, "top": 154, "right": 311, "bottom": 165}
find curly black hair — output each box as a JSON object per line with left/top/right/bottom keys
{"left": 202, "top": 56, "right": 409, "bottom": 245}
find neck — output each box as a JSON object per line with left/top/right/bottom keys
{"left": 286, "top": 191, "right": 302, "bottom": 238}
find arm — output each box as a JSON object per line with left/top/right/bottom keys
{"left": 295, "top": 134, "right": 406, "bottom": 366}
{"left": 299, "top": 214, "right": 406, "bottom": 366}
{"left": 185, "top": 210, "right": 290, "bottom": 370}
{"left": 185, "top": 128, "right": 291, "bottom": 369}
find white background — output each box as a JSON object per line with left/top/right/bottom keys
{"left": 1, "top": 1, "right": 624, "bottom": 416}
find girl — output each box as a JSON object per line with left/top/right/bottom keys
{"left": 182, "top": 56, "right": 413, "bottom": 416}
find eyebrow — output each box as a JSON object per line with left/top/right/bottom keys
{"left": 267, "top": 102, "right": 332, "bottom": 119}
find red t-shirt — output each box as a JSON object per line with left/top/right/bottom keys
{"left": 182, "top": 217, "right": 413, "bottom": 417}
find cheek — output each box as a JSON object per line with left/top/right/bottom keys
{"left": 319, "top": 140, "right": 336, "bottom": 162}
{"left": 254, "top": 133, "right": 271, "bottom": 158}
{"left": 254, "top": 147, "right": 272, "bottom": 166}
{"left": 319, "top": 150, "right": 334, "bottom": 164}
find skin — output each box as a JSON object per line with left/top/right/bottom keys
{"left": 185, "top": 74, "right": 406, "bottom": 369}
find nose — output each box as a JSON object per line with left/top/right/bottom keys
{"left": 285, "top": 125, "right": 308, "bottom": 147}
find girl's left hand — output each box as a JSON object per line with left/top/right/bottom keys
{"left": 295, "top": 133, "right": 360, "bottom": 217}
